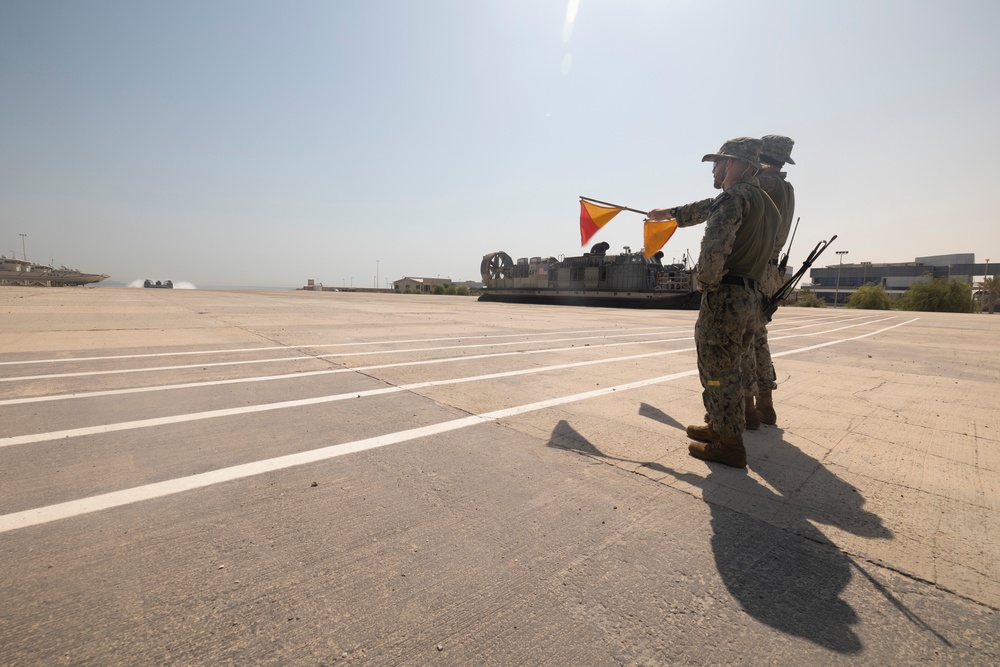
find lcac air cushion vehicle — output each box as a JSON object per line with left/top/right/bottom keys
{"left": 479, "top": 242, "right": 700, "bottom": 309}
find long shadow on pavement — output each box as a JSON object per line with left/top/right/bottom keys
{"left": 548, "top": 408, "right": 950, "bottom": 654}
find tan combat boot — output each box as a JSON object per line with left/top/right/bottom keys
{"left": 745, "top": 394, "right": 761, "bottom": 430}
{"left": 686, "top": 422, "right": 721, "bottom": 444}
{"left": 688, "top": 434, "right": 747, "bottom": 468}
{"left": 757, "top": 389, "right": 776, "bottom": 425}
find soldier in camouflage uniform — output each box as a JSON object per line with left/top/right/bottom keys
{"left": 751, "top": 135, "right": 797, "bottom": 425}
{"left": 648, "top": 138, "right": 779, "bottom": 467}
{"left": 650, "top": 195, "right": 765, "bottom": 430}
{"left": 648, "top": 140, "right": 786, "bottom": 433}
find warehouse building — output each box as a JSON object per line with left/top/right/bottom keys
{"left": 807, "top": 254, "right": 995, "bottom": 305}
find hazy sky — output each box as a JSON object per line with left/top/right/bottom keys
{"left": 2, "top": 0, "right": 998, "bottom": 288}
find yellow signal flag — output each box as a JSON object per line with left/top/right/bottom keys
{"left": 643, "top": 219, "right": 678, "bottom": 258}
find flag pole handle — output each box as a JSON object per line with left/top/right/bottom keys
{"left": 580, "top": 195, "right": 648, "bottom": 217}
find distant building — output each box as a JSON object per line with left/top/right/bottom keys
{"left": 393, "top": 277, "right": 453, "bottom": 293}
{"left": 300, "top": 277, "right": 481, "bottom": 294}
{"left": 808, "top": 253, "right": 994, "bottom": 305}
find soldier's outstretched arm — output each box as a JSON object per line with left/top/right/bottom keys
{"left": 648, "top": 197, "right": 714, "bottom": 228}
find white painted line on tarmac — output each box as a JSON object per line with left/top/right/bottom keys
{"left": 772, "top": 316, "right": 897, "bottom": 342}
{"left": 0, "top": 340, "right": 692, "bottom": 406}
{"left": 0, "top": 328, "right": 697, "bottom": 382}
{"left": 0, "top": 314, "right": 860, "bottom": 407}
{"left": 0, "top": 312, "right": 860, "bottom": 370}
{"left": 0, "top": 317, "right": 915, "bottom": 534}
{"left": 0, "top": 315, "right": 886, "bottom": 408}
{"left": 772, "top": 318, "right": 921, "bottom": 358}
{"left": 0, "top": 314, "right": 869, "bottom": 386}
{"left": 0, "top": 349, "right": 700, "bottom": 447}
{"left": 0, "top": 325, "right": 691, "bottom": 367}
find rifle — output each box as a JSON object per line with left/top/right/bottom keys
{"left": 763, "top": 234, "right": 837, "bottom": 321}
{"left": 777, "top": 217, "right": 800, "bottom": 277}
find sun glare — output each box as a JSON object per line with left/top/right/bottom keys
{"left": 563, "top": 0, "right": 580, "bottom": 43}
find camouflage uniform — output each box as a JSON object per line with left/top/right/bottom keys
{"left": 697, "top": 277, "right": 765, "bottom": 438}
{"left": 668, "top": 164, "right": 783, "bottom": 403}
{"left": 693, "top": 144, "right": 779, "bottom": 439}
{"left": 673, "top": 198, "right": 714, "bottom": 229}
{"left": 758, "top": 138, "right": 796, "bottom": 295}
{"left": 748, "top": 135, "right": 797, "bottom": 397}
{"left": 674, "top": 191, "right": 773, "bottom": 398}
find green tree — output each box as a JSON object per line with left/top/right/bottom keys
{"left": 795, "top": 288, "right": 825, "bottom": 308}
{"left": 981, "top": 276, "right": 1000, "bottom": 314}
{"left": 848, "top": 282, "right": 892, "bottom": 310}
{"left": 896, "top": 275, "right": 975, "bottom": 312}
{"left": 456, "top": 285, "right": 470, "bottom": 296}
{"left": 444, "top": 285, "right": 457, "bottom": 295}
{"left": 432, "top": 284, "right": 446, "bottom": 295}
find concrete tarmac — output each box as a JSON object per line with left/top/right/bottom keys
{"left": 0, "top": 287, "right": 997, "bottom": 665}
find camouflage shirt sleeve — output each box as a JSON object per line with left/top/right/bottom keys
{"left": 696, "top": 189, "right": 749, "bottom": 291}
{"left": 673, "top": 197, "right": 714, "bottom": 228}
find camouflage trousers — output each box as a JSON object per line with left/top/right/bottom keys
{"left": 695, "top": 283, "right": 764, "bottom": 439}
{"left": 761, "top": 262, "right": 783, "bottom": 298}
{"left": 743, "top": 319, "right": 777, "bottom": 397}
{"left": 742, "top": 263, "right": 779, "bottom": 397}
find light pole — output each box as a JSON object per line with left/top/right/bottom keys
{"left": 376, "top": 259, "right": 380, "bottom": 291}
{"left": 19, "top": 234, "right": 27, "bottom": 261}
{"left": 984, "top": 258, "right": 991, "bottom": 311}
{"left": 834, "top": 250, "right": 849, "bottom": 307}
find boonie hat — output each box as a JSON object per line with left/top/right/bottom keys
{"left": 702, "top": 137, "right": 763, "bottom": 169}
{"left": 761, "top": 134, "right": 795, "bottom": 166}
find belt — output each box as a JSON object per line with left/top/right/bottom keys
{"left": 719, "top": 274, "right": 758, "bottom": 291}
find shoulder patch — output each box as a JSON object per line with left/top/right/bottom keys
{"left": 709, "top": 192, "right": 731, "bottom": 211}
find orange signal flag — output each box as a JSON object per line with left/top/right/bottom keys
{"left": 643, "top": 219, "right": 678, "bottom": 258}
{"left": 580, "top": 200, "right": 624, "bottom": 246}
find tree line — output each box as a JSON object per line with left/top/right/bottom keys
{"left": 794, "top": 274, "right": 1000, "bottom": 313}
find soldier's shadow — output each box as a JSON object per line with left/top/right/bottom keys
{"left": 548, "top": 409, "right": 947, "bottom": 654}
{"left": 637, "top": 402, "right": 890, "bottom": 538}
